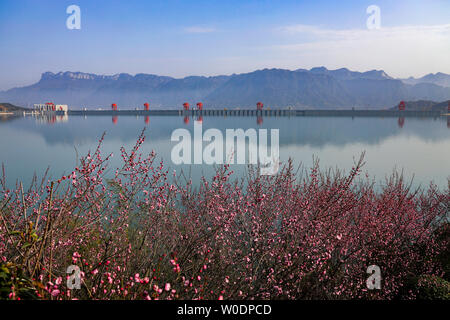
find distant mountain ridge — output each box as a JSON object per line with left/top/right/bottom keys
{"left": 1, "top": 67, "right": 450, "bottom": 109}
{"left": 401, "top": 72, "right": 450, "bottom": 88}
{"left": 299, "top": 67, "right": 393, "bottom": 81}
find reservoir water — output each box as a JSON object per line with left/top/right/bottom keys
{"left": 0, "top": 114, "right": 449, "bottom": 190}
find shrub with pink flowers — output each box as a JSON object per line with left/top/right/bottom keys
{"left": 0, "top": 131, "right": 448, "bottom": 300}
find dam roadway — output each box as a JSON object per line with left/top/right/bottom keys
{"left": 64, "top": 109, "right": 446, "bottom": 117}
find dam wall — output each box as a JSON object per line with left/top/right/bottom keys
{"left": 65, "top": 109, "right": 445, "bottom": 117}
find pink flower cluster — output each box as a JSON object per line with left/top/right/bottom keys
{"left": 0, "top": 132, "right": 448, "bottom": 300}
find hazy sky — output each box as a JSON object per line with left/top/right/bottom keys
{"left": 0, "top": 0, "right": 449, "bottom": 90}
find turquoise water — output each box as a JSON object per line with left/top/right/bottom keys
{"left": 0, "top": 114, "right": 449, "bottom": 190}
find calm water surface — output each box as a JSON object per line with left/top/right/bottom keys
{"left": 0, "top": 114, "right": 449, "bottom": 190}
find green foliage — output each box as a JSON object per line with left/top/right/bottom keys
{"left": 10, "top": 221, "right": 42, "bottom": 253}
{"left": 415, "top": 275, "right": 450, "bottom": 300}
{"left": 0, "top": 263, "right": 43, "bottom": 300}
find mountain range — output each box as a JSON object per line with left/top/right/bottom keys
{"left": 1, "top": 67, "right": 450, "bottom": 109}
{"left": 401, "top": 73, "right": 450, "bottom": 88}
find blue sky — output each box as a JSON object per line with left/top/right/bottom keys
{"left": 0, "top": 0, "right": 449, "bottom": 90}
